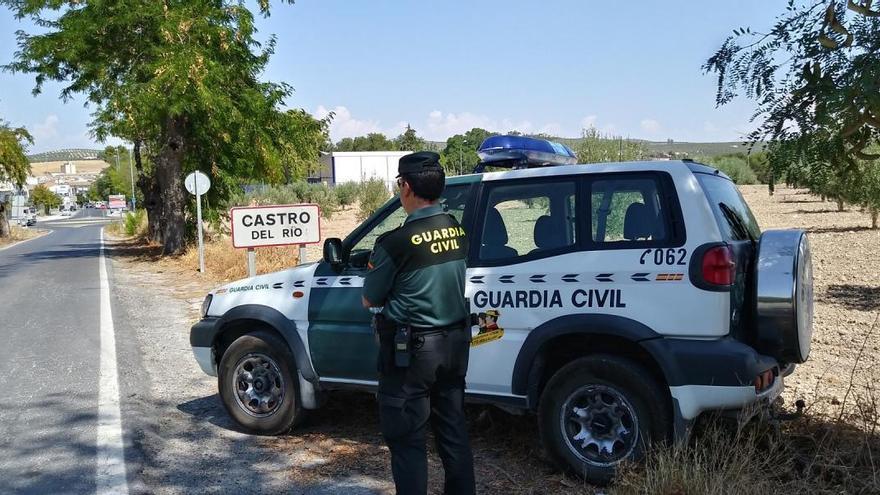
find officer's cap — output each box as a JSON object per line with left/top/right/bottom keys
{"left": 397, "top": 151, "right": 442, "bottom": 177}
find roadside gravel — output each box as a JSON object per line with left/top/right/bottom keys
{"left": 110, "top": 250, "right": 390, "bottom": 494}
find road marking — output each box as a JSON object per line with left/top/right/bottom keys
{"left": 97, "top": 228, "right": 129, "bottom": 495}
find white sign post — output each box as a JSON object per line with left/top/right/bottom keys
{"left": 185, "top": 171, "right": 211, "bottom": 273}
{"left": 230, "top": 204, "right": 321, "bottom": 277}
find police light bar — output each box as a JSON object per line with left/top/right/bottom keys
{"left": 475, "top": 135, "right": 578, "bottom": 172}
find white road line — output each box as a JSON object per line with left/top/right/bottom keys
{"left": 97, "top": 228, "right": 129, "bottom": 495}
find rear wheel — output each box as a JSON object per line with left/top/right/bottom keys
{"left": 219, "top": 330, "right": 304, "bottom": 434}
{"left": 538, "top": 355, "right": 670, "bottom": 484}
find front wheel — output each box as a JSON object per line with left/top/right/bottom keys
{"left": 538, "top": 355, "right": 670, "bottom": 484}
{"left": 218, "top": 330, "right": 304, "bottom": 435}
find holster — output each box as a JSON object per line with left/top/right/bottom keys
{"left": 373, "top": 314, "right": 411, "bottom": 368}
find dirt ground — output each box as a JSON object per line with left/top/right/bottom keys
{"left": 111, "top": 184, "right": 880, "bottom": 494}
{"left": 739, "top": 186, "right": 880, "bottom": 415}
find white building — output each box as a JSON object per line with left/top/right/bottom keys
{"left": 49, "top": 184, "right": 72, "bottom": 197}
{"left": 317, "top": 151, "right": 412, "bottom": 190}
{"left": 61, "top": 161, "right": 77, "bottom": 174}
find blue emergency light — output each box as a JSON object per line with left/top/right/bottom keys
{"left": 475, "top": 135, "right": 578, "bottom": 173}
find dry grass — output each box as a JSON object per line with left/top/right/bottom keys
{"left": 0, "top": 225, "right": 44, "bottom": 246}
{"left": 28, "top": 159, "right": 110, "bottom": 176}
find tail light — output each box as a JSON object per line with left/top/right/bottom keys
{"left": 753, "top": 369, "right": 775, "bottom": 393}
{"left": 702, "top": 245, "right": 735, "bottom": 286}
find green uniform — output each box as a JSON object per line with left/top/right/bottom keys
{"left": 363, "top": 204, "right": 469, "bottom": 327}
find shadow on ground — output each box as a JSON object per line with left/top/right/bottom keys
{"left": 807, "top": 225, "right": 875, "bottom": 234}
{"left": 819, "top": 284, "right": 880, "bottom": 311}
{"left": 173, "top": 389, "right": 580, "bottom": 494}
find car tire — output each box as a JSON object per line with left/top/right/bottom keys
{"left": 218, "top": 330, "right": 304, "bottom": 435}
{"left": 538, "top": 354, "right": 670, "bottom": 485}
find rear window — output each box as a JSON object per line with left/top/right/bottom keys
{"left": 696, "top": 174, "right": 760, "bottom": 241}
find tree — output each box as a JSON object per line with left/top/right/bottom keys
{"left": 0, "top": 122, "right": 32, "bottom": 237}
{"left": 334, "top": 133, "right": 396, "bottom": 152}
{"left": 440, "top": 128, "right": 496, "bottom": 175}
{"left": 576, "top": 127, "right": 647, "bottom": 163}
{"left": 393, "top": 124, "right": 426, "bottom": 152}
{"left": 30, "top": 184, "right": 60, "bottom": 214}
{"left": 2, "top": 0, "right": 311, "bottom": 255}
{"left": 705, "top": 1, "right": 880, "bottom": 206}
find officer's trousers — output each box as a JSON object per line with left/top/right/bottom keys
{"left": 377, "top": 327, "right": 475, "bottom": 495}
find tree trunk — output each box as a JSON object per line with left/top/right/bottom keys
{"left": 0, "top": 201, "right": 10, "bottom": 238}
{"left": 154, "top": 117, "right": 188, "bottom": 255}
{"left": 837, "top": 198, "right": 845, "bottom": 212}
{"left": 133, "top": 139, "right": 163, "bottom": 244}
{"left": 872, "top": 208, "right": 878, "bottom": 230}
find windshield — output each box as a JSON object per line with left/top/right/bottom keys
{"left": 696, "top": 174, "right": 760, "bottom": 241}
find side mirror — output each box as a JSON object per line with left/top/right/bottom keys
{"left": 323, "top": 238, "right": 343, "bottom": 267}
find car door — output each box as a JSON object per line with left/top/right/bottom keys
{"left": 307, "top": 181, "right": 477, "bottom": 382}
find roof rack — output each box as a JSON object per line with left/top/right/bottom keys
{"left": 473, "top": 135, "right": 578, "bottom": 173}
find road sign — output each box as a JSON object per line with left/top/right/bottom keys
{"left": 230, "top": 204, "right": 321, "bottom": 249}
{"left": 185, "top": 171, "right": 211, "bottom": 196}
{"left": 108, "top": 194, "right": 126, "bottom": 209}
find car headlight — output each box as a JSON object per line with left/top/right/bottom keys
{"left": 201, "top": 294, "right": 213, "bottom": 318}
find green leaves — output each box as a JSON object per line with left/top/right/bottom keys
{"left": 705, "top": 0, "right": 880, "bottom": 191}
{"left": 0, "top": 122, "right": 32, "bottom": 188}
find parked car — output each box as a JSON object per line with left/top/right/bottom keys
{"left": 189, "top": 136, "right": 814, "bottom": 483}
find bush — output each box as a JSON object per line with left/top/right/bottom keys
{"left": 304, "top": 183, "right": 338, "bottom": 219}
{"left": 123, "top": 209, "right": 147, "bottom": 237}
{"left": 335, "top": 182, "right": 359, "bottom": 210}
{"left": 357, "top": 179, "right": 391, "bottom": 221}
{"left": 229, "top": 182, "right": 338, "bottom": 219}
{"left": 706, "top": 155, "right": 758, "bottom": 184}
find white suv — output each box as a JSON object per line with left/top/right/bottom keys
{"left": 190, "top": 153, "right": 813, "bottom": 483}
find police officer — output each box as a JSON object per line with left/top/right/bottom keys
{"left": 362, "top": 151, "right": 475, "bottom": 495}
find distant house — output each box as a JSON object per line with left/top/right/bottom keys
{"left": 315, "top": 151, "right": 412, "bottom": 190}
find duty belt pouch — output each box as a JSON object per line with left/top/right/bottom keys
{"left": 394, "top": 325, "right": 411, "bottom": 368}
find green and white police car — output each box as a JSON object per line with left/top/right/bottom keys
{"left": 190, "top": 136, "right": 813, "bottom": 483}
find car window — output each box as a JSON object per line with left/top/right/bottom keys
{"left": 351, "top": 184, "right": 472, "bottom": 253}
{"left": 591, "top": 177, "right": 668, "bottom": 244}
{"left": 696, "top": 174, "right": 760, "bottom": 241}
{"left": 478, "top": 180, "right": 577, "bottom": 262}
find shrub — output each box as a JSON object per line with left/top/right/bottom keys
{"left": 357, "top": 179, "right": 391, "bottom": 221}
{"left": 335, "top": 182, "right": 359, "bottom": 210}
{"left": 304, "top": 183, "right": 338, "bottom": 219}
{"left": 227, "top": 182, "right": 338, "bottom": 219}
{"left": 123, "top": 209, "right": 147, "bottom": 237}
{"left": 707, "top": 155, "right": 758, "bottom": 184}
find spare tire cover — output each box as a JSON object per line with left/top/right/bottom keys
{"left": 755, "top": 230, "right": 813, "bottom": 363}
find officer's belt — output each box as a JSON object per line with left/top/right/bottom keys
{"left": 392, "top": 319, "right": 468, "bottom": 334}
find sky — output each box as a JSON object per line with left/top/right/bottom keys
{"left": 0, "top": 1, "right": 785, "bottom": 153}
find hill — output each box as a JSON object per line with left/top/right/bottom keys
{"left": 27, "top": 148, "right": 103, "bottom": 162}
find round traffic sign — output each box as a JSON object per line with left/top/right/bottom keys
{"left": 185, "top": 171, "right": 211, "bottom": 196}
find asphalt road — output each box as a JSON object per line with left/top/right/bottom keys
{"left": 0, "top": 209, "right": 390, "bottom": 495}
{"left": 0, "top": 209, "right": 120, "bottom": 494}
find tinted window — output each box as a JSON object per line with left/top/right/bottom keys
{"left": 697, "top": 174, "right": 760, "bottom": 241}
{"left": 478, "top": 180, "right": 577, "bottom": 262}
{"left": 590, "top": 177, "right": 669, "bottom": 245}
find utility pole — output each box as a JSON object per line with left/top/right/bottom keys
{"left": 128, "top": 145, "right": 136, "bottom": 211}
